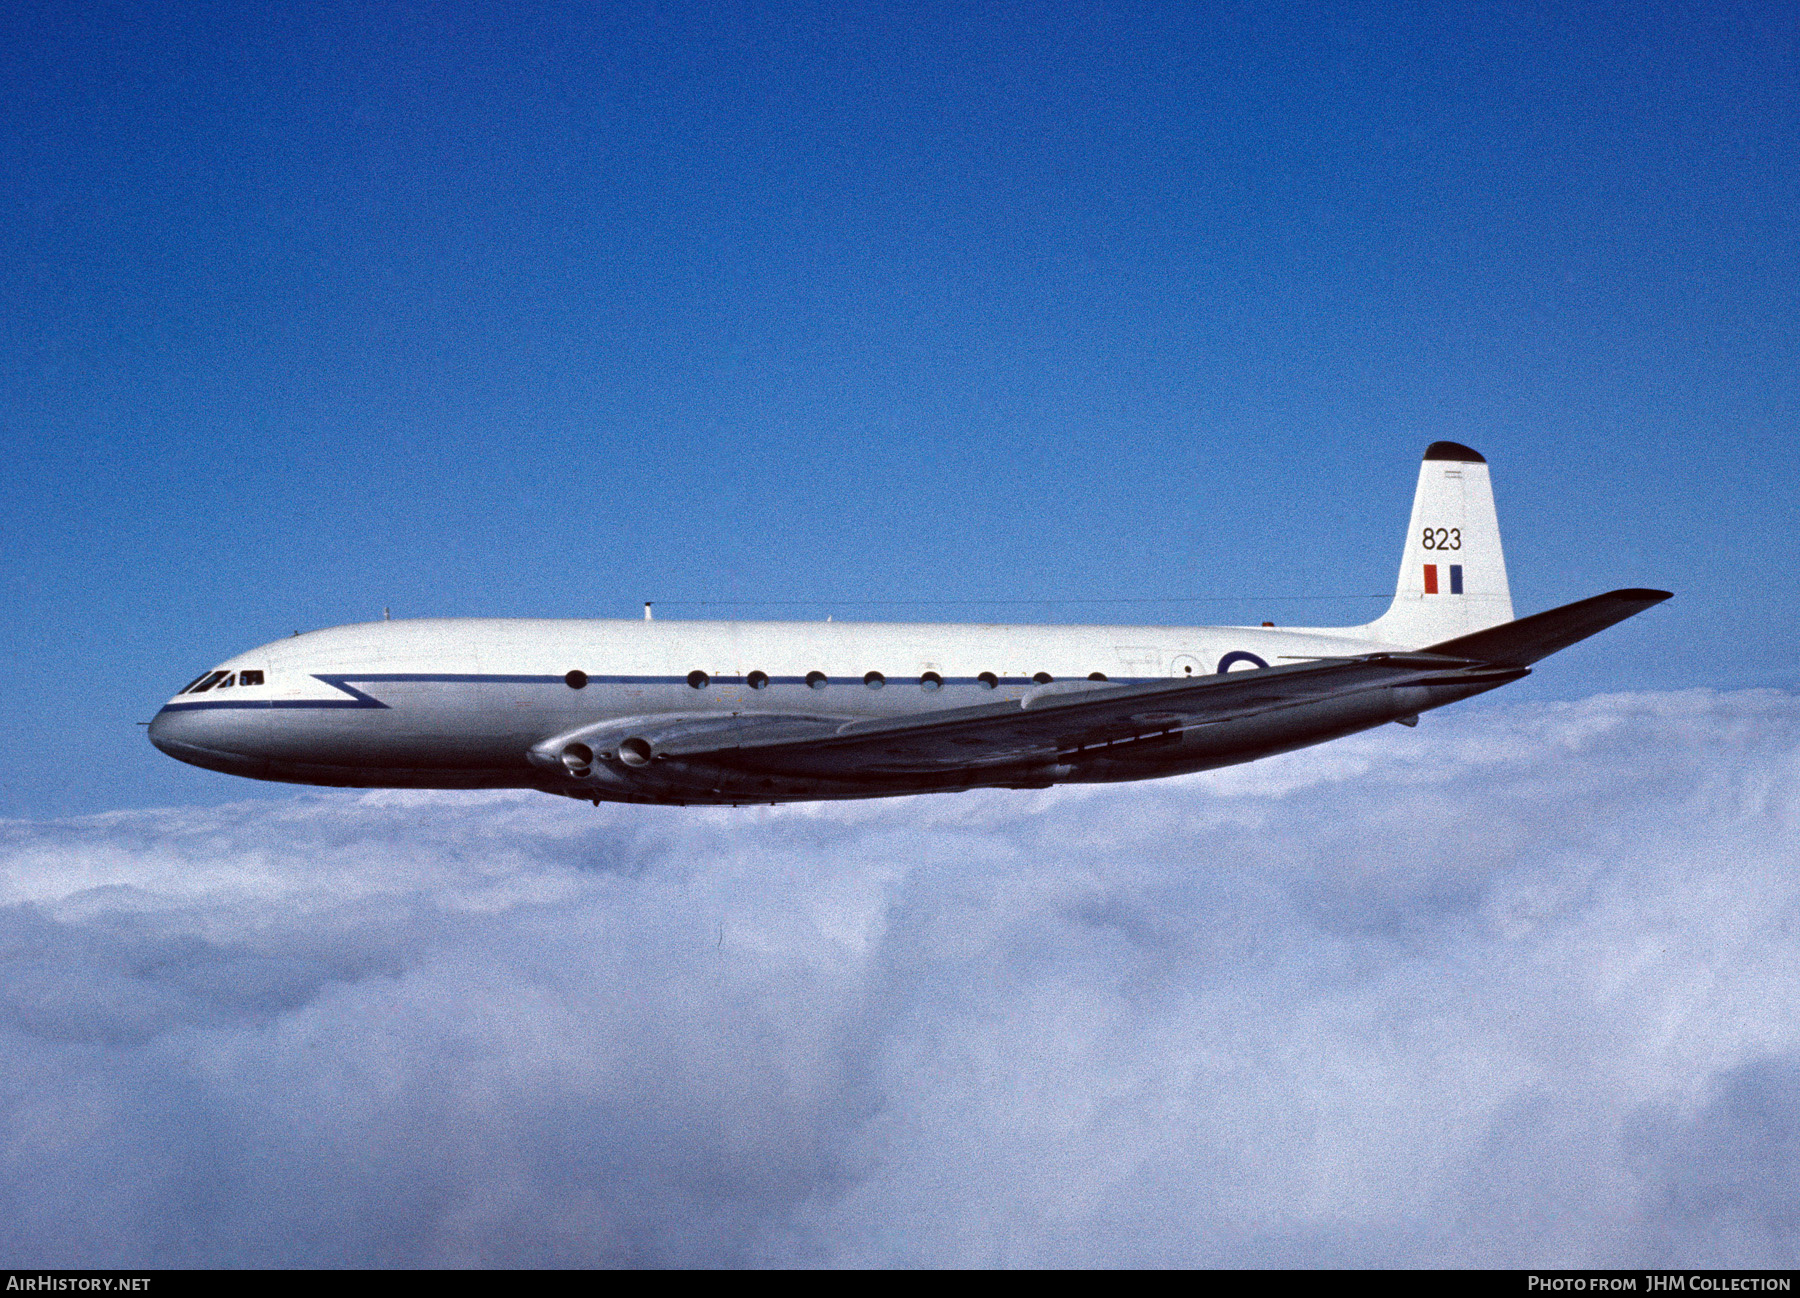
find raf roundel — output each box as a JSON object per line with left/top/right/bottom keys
{"left": 1216, "top": 651, "right": 1270, "bottom": 674}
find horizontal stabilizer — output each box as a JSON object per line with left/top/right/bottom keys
{"left": 1422, "top": 588, "right": 1671, "bottom": 667}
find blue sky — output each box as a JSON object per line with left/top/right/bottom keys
{"left": 2, "top": 1, "right": 1795, "bottom": 816}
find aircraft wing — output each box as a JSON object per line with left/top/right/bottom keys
{"left": 540, "top": 588, "right": 1668, "bottom": 785}
{"left": 643, "top": 653, "right": 1518, "bottom": 780}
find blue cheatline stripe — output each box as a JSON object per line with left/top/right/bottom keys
{"left": 158, "top": 668, "right": 1266, "bottom": 713}
{"left": 1450, "top": 565, "right": 1463, "bottom": 594}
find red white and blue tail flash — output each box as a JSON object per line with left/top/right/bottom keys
{"left": 1422, "top": 564, "right": 1465, "bottom": 595}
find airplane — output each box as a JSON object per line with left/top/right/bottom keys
{"left": 149, "top": 443, "right": 1669, "bottom": 807}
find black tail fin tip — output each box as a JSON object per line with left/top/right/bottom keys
{"left": 1423, "top": 589, "right": 1671, "bottom": 667}
{"left": 1424, "top": 441, "right": 1486, "bottom": 463}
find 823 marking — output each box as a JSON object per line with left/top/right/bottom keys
{"left": 1421, "top": 527, "right": 1461, "bottom": 551}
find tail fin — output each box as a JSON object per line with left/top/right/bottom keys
{"left": 1363, "top": 442, "right": 1514, "bottom": 647}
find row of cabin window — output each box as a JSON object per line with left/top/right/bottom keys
{"left": 564, "top": 670, "right": 1109, "bottom": 691}
{"left": 178, "top": 670, "right": 265, "bottom": 694}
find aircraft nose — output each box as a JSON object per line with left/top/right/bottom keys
{"left": 147, "top": 706, "right": 270, "bottom": 778}
{"left": 147, "top": 709, "right": 174, "bottom": 756}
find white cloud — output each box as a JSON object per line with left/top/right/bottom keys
{"left": 3, "top": 689, "right": 1799, "bottom": 1266}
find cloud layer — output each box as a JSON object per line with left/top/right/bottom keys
{"left": 4, "top": 689, "right": 1799, "bottom": 1267}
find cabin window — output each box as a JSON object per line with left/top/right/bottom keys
{"left": 806, "top": 671, "right": 828, "bottom": 690}
{"left": 1032, "top": 672, "right": 1053, "bottom": 685}
{"left": 920, "top": 672, "right": 943, "bottom": 691}
{"left": 864, "top": 671, "right": 885, "bottom": 689}
{"left": 747, "top": 671, "right": 769, "bottom": 690}
{"left": 239, "top": 670, "right": 264, "bottom": 686}
{"left": 687, "top": 670, "right": 709, "bottom": 689}
{"left": 565, "top": 670, "right": 588, "bottom": 690}
{"left": 977, "top": 672, "right": 998, "bottom": 689}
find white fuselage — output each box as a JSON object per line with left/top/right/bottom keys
{"left": 148, "top": 615, "right": 1437, "bottom": 804}
{"left": 149, "top": 443, "right": 1548, "bottom": 806}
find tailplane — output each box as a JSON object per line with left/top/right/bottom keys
{"left": 1361, "top": 442, "right": 1514, "bottom": 647}
{"left": 1423, "top": 588, "right": 1671, "bottom": 666}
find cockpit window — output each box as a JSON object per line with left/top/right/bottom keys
{"left": 177, "top": 672, "right": 212, "bottom": 694}
{"left": 215, "top": 673, "right": 236, "bottom": 689}
{"left": 186, "top": 671, "right": 230, "bottom": 694}
{"left": 239, "top": 670, "right": 264, "bottom": 686}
